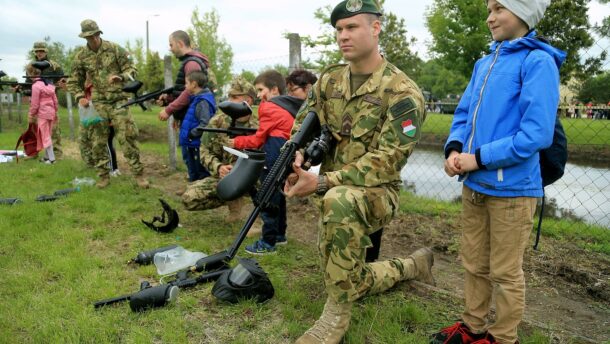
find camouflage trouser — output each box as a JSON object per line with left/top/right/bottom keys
{"left": 319, "top": 185, "right": 412, "bottom": 303}
{"left": 79, "top": 124, "right": 95, "bottom": 167}
{"left": 51, "top": 122, "right": 63, "bottom": 158}
{"left": 91, "top": 102, "right": 142, "bottom": 177}
{"left": 182, "top": 177, "right": 225, "bottom": 211}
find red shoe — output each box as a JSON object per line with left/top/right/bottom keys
{"left": 430, "top": 322, "right": 487, "bottom": 344}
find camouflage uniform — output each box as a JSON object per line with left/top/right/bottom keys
{"left": 293, "top": 58, "right": 426, "bottom": 303}
{"left": 32, "top": 42, "right": 64, "bottom": 159}
{"left": 182, "top": 77, "right": 258, "bottom": 210}
{"left": 67, "top": 20, "right": 142, "bottom": 177}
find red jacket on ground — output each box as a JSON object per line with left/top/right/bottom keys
{"left": 234, "top": 100, "right": 294, "bottom": 149}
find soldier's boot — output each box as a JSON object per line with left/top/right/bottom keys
{"left": 295, "top": 297, "right": 352, "bottom": 344}
{"left": 225, "top": 197, "right": 244, "bottom": 223}
{"left": 97, "top": 175, "right": 110, "bottom": 189}
{"left": 135, "top": 174, "right": 150, "bottom": 189}
{"left": 399, "top": 247, "right": 435, "bottom": 286}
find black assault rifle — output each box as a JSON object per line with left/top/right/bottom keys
{"left": 94, "top": 111, "right": 327, "bottom": 311}
{"left": 192, "top": 101, "right": 257, "bottom": 138}
{"left": 119, "top": 84, "right": 175, "bottom": 110}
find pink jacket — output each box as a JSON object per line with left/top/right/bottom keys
{"left": 29, "top": 79, "right": 58, "bottom": 121}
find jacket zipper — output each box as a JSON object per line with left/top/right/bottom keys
{"left": 464, "top": 42, "right": 503, "bottom": 181}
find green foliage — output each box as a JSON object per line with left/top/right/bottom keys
{"left": 537, "top": 0, "right": 608, "bottom": 82}
{"left": 416, "top": 59, "right": 469, "bottom": 99}
{"left": 426, "top": 0, "right": 608, "bottom": 84}
{"left": 125, "top": 39, "right": 164, "bottom": 92}
{"left": 302, "top": 2, "right": 422, "bottom": 75}
{"left": 188, "top": 7, "right": 234, "bottom": 96}
{"left": 577, "top": 71, "right": 610, "bottom": 103}
{"left": 239, "top": 70, "right": 256, "bottom": 84}
{"left": 425, "top": 0, "right": 489, "bottom": 79}
{"left": 380, "top": 12, "right": 423, "bottom": 78}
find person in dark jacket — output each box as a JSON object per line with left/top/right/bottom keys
{"left": 227, "top": 70, "right": 304, "bottom": 254}
{"left": 431, "top": 1, "right": 566, "bottom": 343}
{"left": 180, "top": 71, "right": 216, "bottom": 182}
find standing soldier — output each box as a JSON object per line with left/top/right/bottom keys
{"left": 283, "top": 1, "right": 434, "bottom": 343}
{"left": 67, "top": 19, "right": 148, "bottom": 189}
{"left": 182, "top": 76, "right": 258, "bottom": 222}
{"left": 31, "top": 41, "right": 66, "bottom": 160}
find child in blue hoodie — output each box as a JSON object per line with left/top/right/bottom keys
{"left": 180, "top": 71, "right": 216, "bottom": 182}
{"left": 431, "top": 1, "right": 566, "bottom": 344}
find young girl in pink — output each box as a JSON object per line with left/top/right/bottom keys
{"left": 27, "top": 63, "right": 58, "bottom": 164}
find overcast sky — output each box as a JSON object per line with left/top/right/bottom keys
{"left": 1, "top": 0, "right": 609, "bottom": 82}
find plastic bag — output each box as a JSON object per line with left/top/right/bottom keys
{"left": 78, "top": 100, "right": 104, "bottom": 127}
{"left": 72, "top": 177, "right": 96, "bottom": 186}
{"left": 153, "top": 246, "right": 207, "bottom": 276}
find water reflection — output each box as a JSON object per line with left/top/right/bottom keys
{"left": 401, "top": 148, "right": 610, "bottom": 227}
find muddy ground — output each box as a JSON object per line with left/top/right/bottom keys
{"left": 65, "top": 138, "right": 610, "bottom": 343}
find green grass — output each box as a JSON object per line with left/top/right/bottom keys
{"left": 421, "top": 113, "right": 610, "bottom": 147}
{"left": 0, "top": 110, "right": 606, "bottom": 343}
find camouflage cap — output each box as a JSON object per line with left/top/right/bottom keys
{"left": 33, "top": 41, "right": 48, "bottom": 52}
{"left": 78, "top": 19, "right": 103, "bottom": 38}
{"left": 228, "top": 76, "right": 256, "bottom": 99}
{"left": 330, "top": 0, "right": 382, "bottom": 27}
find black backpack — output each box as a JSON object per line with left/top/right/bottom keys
{"left": 534, "top": 116, "right": 568, "bottom": 250}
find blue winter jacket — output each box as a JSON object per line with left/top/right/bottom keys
{"left": 179, "top": 91, "right": 216, "bottom": 148}
{"left": 445, "top": 31, "right": 566, "bottom": 197}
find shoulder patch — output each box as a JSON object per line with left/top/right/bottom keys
{"left": 390, "top": 98, "right": 417, "bottom": 118}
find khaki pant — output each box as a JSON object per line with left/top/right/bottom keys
{"left": 460, "top": 185, "right": 537, "bottom": 344}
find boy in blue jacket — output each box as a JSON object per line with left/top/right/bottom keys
{"left": 431, "top": 1, "right": 566, "bottom": 344}
{"left": 180, "top": 71, "right": 216, "bottom": 182}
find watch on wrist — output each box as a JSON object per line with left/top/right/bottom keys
{"left": 316, "top": 175, "right": 329, "bottom": 195}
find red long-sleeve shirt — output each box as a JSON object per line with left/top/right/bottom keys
{"left": 234, "top": 101, "right": 294, "bottom": 149}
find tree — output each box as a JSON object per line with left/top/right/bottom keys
{"left": 380, "top": 12, "right": 423, "bottom": 78}
{"left": 426, "top": 0, "right": 608, "bottom": 83}
{"left": 188, "top": 7, "right": 234, "bottom": 95}
{"left": 577, "top": 71, "right": 610, "bottom": 103}
{"left": 417, "top": 59, "right": 469, "bottom": 99}
{"left": 425, "top": 0, "right": 489, "bottom": 79}
{"left": 301, "top": 1, "right": 422, "bottom": 75}
{"left": 537, "top": 0, "right": 608, "bottom": 82}
{"left": 239, "top": 70, "right": 256, "bottom": 84}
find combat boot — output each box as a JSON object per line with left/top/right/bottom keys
{"left": 225, "top": 197, "right": 244, "bottom": 223}
{"left": 295, "top": 297, "right": 352, "bottom": 344}
{"left": 97, "top": 175, "right": 110, "bottom": 189}
{"left": 400, "top": 247, "right": 435, "bottom": 286}
{"left": 135, "top": 174, "right": 150, "bottom": 189}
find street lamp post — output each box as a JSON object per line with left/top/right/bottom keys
{"left": 146, "top": 14, "right": 160, "bottom": 57}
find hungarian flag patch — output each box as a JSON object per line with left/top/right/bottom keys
{"left": 401, "top": 119, "right": 417, "bottom": 137}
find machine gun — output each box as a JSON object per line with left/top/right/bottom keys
{"left": 27, "top": 61, "right": 69, "bottom": 83}
{"left": 119, "top": 85, "right": 175, "bottom": 109}
{"left": 94, "top": 111, "right": 326, "bottom": 312}
{"left": 193, "top": 101, "right": 257, "bottom": 138}
{"left": 120, "top": 80, "right": 147, "bottom": 111}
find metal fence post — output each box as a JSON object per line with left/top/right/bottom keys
{"left": 164, "top": 55, "right": 177, "bottom": 171}
{"left": 288, "top": 33, "right": 302, "bottom": 73}
{"left": 16, "top": 93, "right": 22, "bottom": 124}
{"left": 66, "top": 92, "right": 75, "bottom": 140}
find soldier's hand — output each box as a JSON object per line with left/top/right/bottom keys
{"left": 79, "top": 98, "right": 89, "bottom": 108}
{"left": 158, "top": 110, "right": 170, "bottom": 121}
{"left": 57, "top": 78, "right": 68, "bottom": 90}
{"left": 284, "top": 152, "right": 317, "bottom": 198}
{"left": 219, "top": 165, "right": 232, "bottom": 178}
{"left": 108, "top": 75, "right": 122, "bottom": 84}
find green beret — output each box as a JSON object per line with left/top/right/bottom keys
{"left": 330, "top": 0, "right": 382, "bottom": 27}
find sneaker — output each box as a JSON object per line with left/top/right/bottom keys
{"left": 44, "top": 160, "right": 55, "bottom": 165}
{"left": 245, "top": 239, "right": 276, "bottom": 255}
{"left": 275, "top": 235, "right": 287, "bottom": 245}
{"left": 430, "top": 322, "right": 486, "bottom": 344}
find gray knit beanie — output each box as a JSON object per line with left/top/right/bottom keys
{"left": 496, "top": 0, "right": 551, "bottom": 29}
